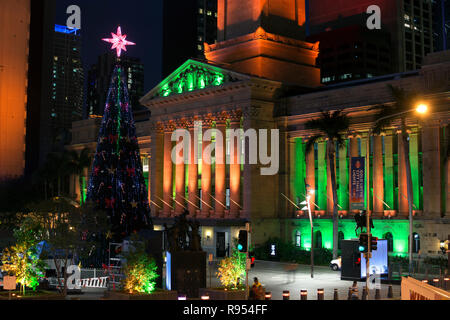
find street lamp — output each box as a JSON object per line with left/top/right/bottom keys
{"left": 368, "top": 101, "right": 429, "bottom": 278}
{"left": 301, "top": 186, "right": 315, "bottom": 279}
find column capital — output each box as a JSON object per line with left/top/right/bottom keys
{"left": 229, "top": 109, "right": 243, "bottom": 124}
{"left": 163, "top": 121, "right": 176, "bottom": 133}
{"left": 150, "top": 121, "right": 165, "bottom": 134}
{"left": 214, "top": 111, "right": 229, "bottom": 126}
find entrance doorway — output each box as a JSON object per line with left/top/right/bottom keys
{"left": 216, "top": 232, "right": 226, "bottom": 258}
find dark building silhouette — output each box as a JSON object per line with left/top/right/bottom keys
{"left": 25, "top": 0, "right": 56, "bottom": 177}
{"left": 433, "top": 0, "right": 450, "bottom": 51}
{"left": 307, "top": 0, "right": 435, "bottom": 84}
{"left": 162, "top": 0, "right": 217, "bottom": 78}
{"left": 87, "top": 52, "right": 145, "bottom": 117}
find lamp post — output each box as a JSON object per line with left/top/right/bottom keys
{"left": 302, "top": 185, "right": 315, "bottom": 278}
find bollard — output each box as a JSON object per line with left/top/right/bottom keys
{"left": 178, "top": 294, "right": 187, "bottom": 301}
{"left": 361, "top": 288, "right": 367, "bottom": 300}
{"left": 444, "top": 278, "right": 449, "bottom": 290}
{"left": 300, "top": 290, "right": 308, "bottom": 301}
{"left": 282, "top": 290, "right": 290, "bottom": 300}
{"left": 201, "top": 295, "right": 210, "bottom": 300}
{"left": 432, "top": 278, "right": 440, "bottom": 288}
{"left": 387, "top": 285, "right": 393, "bottom": 299}
{"left": 333, "top": 289, "right": 339, "bottom": 300}
{"left": 375, "top": 288, "right": 381, "bottom": 300}
{"left": 265, "top": 292, "right": 272, "bottom": 301}
{"left": 317, "top": 289, "right": 324, "bottom": 300}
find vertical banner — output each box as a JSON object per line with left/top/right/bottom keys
{"left": 351, "top": 157, "right": 365, "bottom": 211}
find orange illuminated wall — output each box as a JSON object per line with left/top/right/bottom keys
{"left": 0, "top": 0, "right": 30, "bottom": 180}
{"left": 218, "top": 0, "right": 306, "bottom": 41}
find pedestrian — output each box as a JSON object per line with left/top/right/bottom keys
{"left": 351, "top": 281, "right": 359, "bottom": 300}
{"left": 250, "top": 277, "right": 264, "bottom": 300}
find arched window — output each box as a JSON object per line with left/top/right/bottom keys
{"left": 410, "top": 233, "right": 420, "bottom": 254}
{"left": 314, "top": 231, "right": 322, "bottom": 249}
{"left": 384, "top": 232, "right": 394, "bottom": 252}
{"left": 338, "top": 231, "right": 345, "bottom": 250}
{"left": 295, "top": 231, "right": 301, "bottom": 248}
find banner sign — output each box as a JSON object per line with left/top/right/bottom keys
{"left": 351, "top": 157, "right": 365, "bottom": 211}
{"left": 401, "top": 277, "right": 450, "bottom": 300}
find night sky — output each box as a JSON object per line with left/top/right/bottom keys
{"left": 54, "top": 0, "right": 163, "bottom": 93}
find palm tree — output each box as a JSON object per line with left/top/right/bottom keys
{"left": 68, "top": 148, "right": 92, "bottom": 205}
{"left": 305, "top": 110, "right": 350, "bottom": 259}
{"left": 371, "top": 85, "right": 420, "bottom": 269}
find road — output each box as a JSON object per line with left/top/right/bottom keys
{"left": 67, "top": 260, "right": 402, "bottom": 300}
{"left": 245, "top": 260, "right": 401, "bottom": 300}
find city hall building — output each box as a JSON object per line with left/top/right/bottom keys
{"left": 70, "top": 0, "right": 449, "bottom": 259}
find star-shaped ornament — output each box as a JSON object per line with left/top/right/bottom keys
{"left": 102, "top": 26, "right": 136, "bottom": 58}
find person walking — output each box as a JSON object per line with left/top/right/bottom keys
{"left": 249, "top": 277, "right": 264, "bottom": 300}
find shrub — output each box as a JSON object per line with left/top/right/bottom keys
{"left": 216, "top": 249, "right": 246, "bottom": 289}
{"left": 122, "top": 244, "right": 159, "bottom": 294}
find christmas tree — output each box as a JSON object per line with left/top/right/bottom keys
{"left": 87, "top": 27, "right": 152, "bottom": 239}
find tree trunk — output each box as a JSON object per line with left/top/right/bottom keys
{"left": 328, "top": 142, "right": 340, "bottom": 259}
{"left": 401, "top": 119, "right": 414, "bottom": 271}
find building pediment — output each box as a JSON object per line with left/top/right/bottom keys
{"left": 140, "top": 59, "right": 250, "bottom": 103}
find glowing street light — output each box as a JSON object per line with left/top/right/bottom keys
{"left": 416, "top": 103, "right": 428, "bottom": 114}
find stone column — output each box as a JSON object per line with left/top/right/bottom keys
{"left": 200, "top": 119, "right": 213, "bottom": 218}
{"left": 422, "top": 122, "right": 442, "bottom": 218}
{"left": 384, "top": 133, "right": 395, "bottom": 212}
{"left": 338, "top": 140, "right": 349, "bottom": 211}
{"left": 163, "top": 124, "right": 174, "bottom": 217}
{"left": 349, "top": 136, "right": 359, "bottom": 212}
{"left": 398, "top": 131, "right": 409, "bottom": 217}
{"left": 174, "top": 122, "right": 187, "bottom": 215}
{"left": 229, "top": 116, "right": 242, "bottom": 218}
{"left": 305, "top": 145, "right": 316, "bottom": 212}
{"left": 214, "top": 117, "right": 227, "bottom": 218}
{"left": 150, "top": 123, "right": 164, "bottom": 217}
{"left": 326, "top": 140, "right": 335, "bottom": 215}
{"left": 373, "top": 135, "right": 384, "bottom": 216}
{"left": 188, "top": 122, "right": 199, "bottom": 216}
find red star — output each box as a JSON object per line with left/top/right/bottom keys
{"left": 102, "top": 26, "right": 135, "bottom": 57}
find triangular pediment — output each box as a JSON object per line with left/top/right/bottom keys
{"left": 141, "top": 59, "right": 250, "bottom": 102}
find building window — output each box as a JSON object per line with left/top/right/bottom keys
{"left": 314, "top": 231, "right": 322, "bottom": 249}
{"left": 384, "top": 232, "right": 394, "bottom": 252}
{"left": 295, "top": 231, "right": 301, "bottom": 248}
{"left": 199, "top": 8, "right": 203, "bottom": 14}
{"left": 410, "top": 233, "right": 420, "bottom": 254}
{"left": 338, "top": 231, "right": 345, "bottom": 250}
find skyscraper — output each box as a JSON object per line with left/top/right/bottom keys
{"left": 50, "top": 24, "right": 84, "bottom": 146}
{"left": 308, "top": 0, "right": 436, "bottom": 84}
{"left": 162, "top": 0, "right": 218, "bottom": 78}
{"left": 87, "top": 52, "right": 145, "bottom": 118}
{"left": 433, "top": 0, "right": 450, "bottom": 51}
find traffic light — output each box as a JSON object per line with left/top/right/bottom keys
{"left": 359, "top": 233, "right": 369, "bottom": 253}
{"left": 238, "top": 230, "right": 248, "bottom": 252}
{"left": 371, "top": 236, "right": 378, "bottom": 251}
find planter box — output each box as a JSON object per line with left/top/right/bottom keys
{"left": 0, "top": 291, "right": 65, "bottom": 300}
{"left": 105, "top": 290, "right": 178, "bottom": 300}
{"left": 199, "top": 288, "right": 247, "bottom": 300}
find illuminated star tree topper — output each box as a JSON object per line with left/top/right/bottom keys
{"left": 102, "top": 26, "right": 136, "bottom": 58}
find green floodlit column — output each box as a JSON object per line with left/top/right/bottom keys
{"left": 338, "top": 141, "right": 349, "bottom": 211}
{"left": 318, "top": 141, "right": 327, "bottom": 211}
{"left": 295, "top": 138, "right": 306, "bottom": 204}
{"left": 384, "top": 134, "right": 395, "bottom": 210}
{"left": 361, "top": 136, "right": 369, "bottom": 209}
{"left": 409, "top": 131, "right": 421, "bottom": 211}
